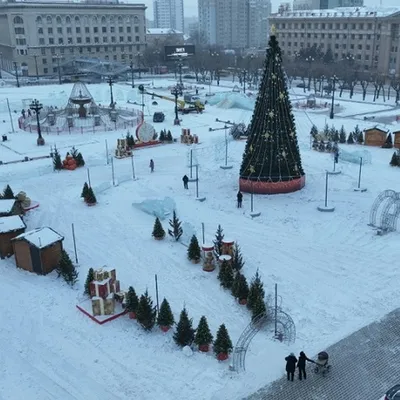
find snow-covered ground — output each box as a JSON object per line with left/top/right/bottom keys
{"left": 0, "top": 79, "right": 400, "bottom": 400}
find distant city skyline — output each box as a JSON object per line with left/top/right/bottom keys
{"left": 141, "top": 0, "right": 400, "bottom": 20}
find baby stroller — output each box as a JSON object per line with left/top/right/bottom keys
{"left": 313, "top": 351, "right": 331, "bottom": 376}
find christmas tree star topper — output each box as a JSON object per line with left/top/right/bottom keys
{"left": 271, "top": 24, "right": 276, "bottom": 35}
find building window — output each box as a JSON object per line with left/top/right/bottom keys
{"left": 336, "top": 34, "right": 339, "bottom": 39}
{"left": 39, "top": 38, "right": 45, "bottom": 45}
{"left": 111, "top": 27, "right": 115, "bottom": 33}
{"left": 44, "top": 68, "right": 48, "bottom": 73}
{"left": 119, "top": 26, "right": 123, "bottom": 33}
{"left": 93, "top": 16, "right": 98, "bottom": 24}
{"left": 343, "top": 23, "right": 347, "bottom": 29}
{"left": 56, "top": 16, "right": 62, "bottom": 24}
{"left": 42, "top": 58, "right": 47, "bottom": 64}
{"left": 359, "top": 34, "right": 363, "bottom": 39}
{"left": 135, "top": 36, "right": 140, "bottom": 42}
{"left": 103, "top": 37, "right": 107, "bottom": 43}
{"left": 57, "top": 27, "right": 62, "bottom": 34}
{"left": 366, "top": 44, "right": 370, "bottom": 50}
{"left": 111, "top": 36, "right": 116, "bottom": 43}
{"left": 104, "top": 46, "right": 108, "bottom": 51}
{"left": 350, "top": 44, "right": 354, "bottom": 49}
{"left": 119, "top": 36, "right": 124, "bottom": 42}
{"left": 365, "top": 55, "right": 369, "bottom": 60}
{"left": 102, "top": 27, "right": 107, "bottom": 33}
{"left": 66, "top": 16, "right": 71, "bottom": 24}
{"left": 13, "top": 16, "right": 24, "bottom": 24}
{"left": 87, "top": 47, "right": 91, "bottom": 52}
{"left": 47, "top": 16, "right": 52, "bottom": 24}
{"left": 79, "top": 47, "right": 83, "bottom": 53}
{"left": 51, "top": 48, "right": 55, "bottom": 54}
{"left": 67, "top": 27, "right": 72, "bottom": 34}
{"left": 101, "top": 16, "right": 106, "bottom": 24}
{"left": 118, "top": 16, "right": 123, "bottom": 24}
{"left": 14, "top": 27, "right": 25, "bottom": 34}
{"left": 127, "top": 26, "right": 131, "bottom": 33}
{"left": 68, "top": 37, "right": 73, "bottom": 44}
{"left": 16, "top": 38, "right": 26, "bottom": 45}
{"left": 359, "top": 23, "right": 364, "bottom": 29}
{"left": 96, "top": 47, "right": 100, "bottom": 52}
{"left": 127, "top": 36, "right": 131, "bottom": 42}
{"left": 367, "top": 34, "right": 371, "bottom": 40}
{"left": 86, "top": 37, "right": 90, "bottom": 43}
{"left": 335, "top": 23, "right": 340, "bottom": 29}
{"left": 41, "top": 48, "right": 46, "bottom": 55}
{"left": 36, "top": 16, "right": 42, "bottom": 24}
{"left": 48, "top": 28, "right": 53, "bottom": 34}
{"left": 77, "top": 37, "right": 82, "bottom": 43}
{"left": 94, "top": 37, "right": 99, "bottom": 43}
{"left": 53, "top": 67, "right": 57, "bottom": 73}
{"left": 60, "top": 48, "right": 64, "bottom": 54}
{"left": 58, "top": 38, "right": 63, "bottom": 44}
{"left": 134, "top": 16, "right": 139, "bottom": 24}
{"left": 136, "top": 44, "right": 140, "bottom": 51}
{"left": 94, "top": 27, "right": 98, "bottom": 33}
{"left": 358, "top": 44, "right": 362, "bottom": 50}
{"left": 85, "top": 27, "right": 90, "bottom": 33}
{"left": 76, "top": 27, "right": 81, "bottom": 34}
{"left": 69, "top": 47, "right": 74, "bottom": 53}
{"left": 75, "top": 16, "right": 80, "bottom": 23}
{"left": 49, "top": 38, "right": 54, "bottom": 44}
{"left": 342, "top": 44, "right": 347, "bottom": 49}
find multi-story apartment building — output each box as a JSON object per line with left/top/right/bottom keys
{"left": 0, "top": 0, "right": 146, "bottom": 77}
{"left": 153, "top": 0, "right": 184, "bottom": 32}
{"left": 293, "top": 0, "right": 363, "bottom": 11}
{"left": 270, "top": 7, "right": 400, "bottom": 77}
{"left": 198, "top": 0, "right": 271, "bottom": 49}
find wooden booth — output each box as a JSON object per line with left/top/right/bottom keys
{"left": 364, "top": 127, "right": 388, "bottom": 147}
{"left": 0, "top": 215, "right": 26, "bottom": 259}
{"left": 393, "top": 131, "right": 400, "bottom": 149}
{"left": 12, "top": 227, "right": 64, "bottom": 275}
{"left": 0, "top": 199, "right": 23, "bottom": 217}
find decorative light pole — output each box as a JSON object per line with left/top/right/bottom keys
{"left": 33, "top": 54, "right": 39, "bottom": 80}
{"left": 30, "top": 99, "right": 45, "bottom": 146}
{"left": 107, "top": 76, "right": 114, "bottom": 108}
{"left": 330, "top": 75, "right": 337, "bottom": 119}
{"left": 13, "top": 61, "right": 20, "bottom": 88}
{"left": 55, "top": 54, "right": 62, "bottom": 85}
{"left": 129, "top": 61, "right": 135, "bottom": 88}
{"left": 171, "top": 85, "right": 182, "bottom": 125}
{"left": 305, "top": 56, "right": 314, "bottom": 90}
{"left": 137, "top": 52, "right": 142, "bottom": 79}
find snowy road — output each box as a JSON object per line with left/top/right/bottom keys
{"left": 245, "top": 308, "right": 400, "bottom": 400}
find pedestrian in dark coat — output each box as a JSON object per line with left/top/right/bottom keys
{"left": 149, "top": 159, "right": 154, "bottom": 173}
{"left": 237, "top": 191, "right": 243, "bottom": 208}
{"left": 182, "top": 174, "right": 189, "bottom": 189}
{"left": 297, "top": 351, "right": 312, "bottom": 380}
{"left": 285, "top": 353, "right": 297, "bottom": 381}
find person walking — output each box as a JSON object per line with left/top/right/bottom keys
{"left": 285, "top": 353, "right": 297, "bottom": 382}
{"left": 237, "top": 191, "right": 243, "bottom": 208}
{"left": 149, "top": 159, "right": 154, "bottom": 173}
{"left": 182, "top": 174, "right": 189, "bottom": 189}
{"left": 297, "top": 351, "right": 312, "bottom": 380}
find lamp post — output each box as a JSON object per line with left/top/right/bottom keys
{"left": 13, "top": 61, "right": 20, "bottom": 88}
{"left": 30, "top": 99, "right": 45, "bottom": 146}
{"left": 305, "top": 56, "right": 314, "bottom": 90}
{"left": 0, "top": 52, "right": 2, "bottom": 79}
{"left": 129, "top": 61, "right": 135, "bottom": 88}
{"left": 107, "top": 76, "right": 114, "bottom": 108}
{"left": 153, "top": 50, "right": 160, "bottom": 75}
{"left": 137, "top": 52, "right": 142, "bottom": 79}
{"left": 33, "top": 55, "right": 39, "bottom": 81}
{"left": 242, "top": 70, "right": 247, "bottom": 94}
{"left": 55, "top": 54, "right": 62, "bottom": 84}
{"left": 329, "top": 75, "right": 337, "bottom": 119}
{"left": 171, "top": 84, "right": 182, "bottom": 125}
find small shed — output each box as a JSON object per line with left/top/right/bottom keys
{"left": 393, "top": 130, "right": 400, "bottom": 149}
{"left": 0, "top": 215, "right": 26, "bottom": 259}
{"left": 12, "top": 227, "right": 64, "bottom": 275}
{"left": 0, "top": 199, "right": 23, "bottom": 217}
{"left": 364, "top": 127, "right": 388, "bottom": 147}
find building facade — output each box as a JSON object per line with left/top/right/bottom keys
{"left": 198, "top": 0, "right": 271, "bottom": 49}
{"left": 270, "top": 7, "right": 400, "bottom": 77}
{"left": 293, "top": 0, "right": 364, "bottom": 11}
{"left": 153, "top": 0, "right": 184, "bottom": 32}
{"left": 0, "top": 0, "right": 146, "bottom": 77}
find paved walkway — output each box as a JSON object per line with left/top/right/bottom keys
{"left": 246, "top": 309, "right": 400, "bottom": 400}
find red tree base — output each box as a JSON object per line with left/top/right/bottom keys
{"left": 217, "top": 353, "right": 229, "bottom": 361}
{"left": 128, "top": 312, "right": 136, "bottom": 319}
{"left": 86, "top": 202, "right": 96, "bottom": 207}
{"left": 239, "top": 299, "right": 247, "bottom": 305}
{"left": 160, "top": 325, "right": 170, "bottom": 332}
{"left": 239, "top": 175, "right": 305, "bottom": 194}
{"left": 199, "top": 344, "right": 210, "bottom": 352}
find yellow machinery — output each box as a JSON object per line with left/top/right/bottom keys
{"left": 138, "top": 86, "right": 205, "bottom": 114}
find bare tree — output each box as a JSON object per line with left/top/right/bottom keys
{"left": 391, "top": 79, "right": 400, "bottom": 105}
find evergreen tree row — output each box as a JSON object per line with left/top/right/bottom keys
{"left": 152, "top": 212, "right": 183, "bottom": 242}
{"left": 0, "top": 184, "right": 16, "bottom": 200}
{"left": 390, "top": 150, "right": 400, "bottom": 167}
{"left": 81, "top": 182, "right": 97, "bottom": 205}
{"left": 159, "top": 129, "right": 173, "bottom": 142}
{"left": 56, "top": 249, "right": 79, "bottom": 286}
{"left": 53, "top": 146, "right": 85, "bottom": 171}
{"left": 311, "top": 124, "right": 364, "bottom": 147}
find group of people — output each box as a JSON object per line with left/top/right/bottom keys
{"left": 285, "top": 351, "right": 313, "bottom": 381}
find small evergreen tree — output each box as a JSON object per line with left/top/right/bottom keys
{"left": 53, "top": 147, "right": 63, "bottom": 170}
{"left": 70, "top": 146, "right": 78, "bottom": 159}
{"left": 323, "top": 123, "right": 329, "bottom": 139}
{"left": 173, "top": 307, "right": 195, "bottom": 347}
{"left": 231, "top": 242, "right": 245, "bottom": 272}
{"left": 75, "top": 152, "right": 85, "bottom": 167}
{"left": 232, "top": 272, "right": 249, "bottom": 301}
{"left": 84, "top": 186, "right": 97, "bottom": 205}
{"left": 218, "top": 260, "right": 234, "bottom": 289}
{"left": 390, "top": 151, "right": 399, "bottom": 166}
{"left": 168, "top": 210, "right": 183, "bottom": 241}
{"left": 312, "top": 138, "right": 319, "bottom": 150}
{"left": 328, "top": 126, "right": 336, "bottom": 141}
{"left": 347, "top": 132, "right": 355, "bottom": 144}
{"left": 157, "top": 298, "right": 175, "bottom": 328}
{"left": 213, "top": 224, "right": 224, "bottom": 257}
{"left": 213, "top": 324, "right": 233, "bottom": 355}
{"left": 339, "top": 126, "right": 347, "bottom": 143}
{"left": 166, "top": 130, "right": 173, "bottom": 141}
{"left": 136, "top": 289, "right": 157, "bottom": 331}
{"left": 251, "top": 294, "right": 267, "bottom": 321}
{"left": 354, "top": 125, "right": 363, "bottom": 144}
{"left": 310, "top": 125, "right": 318, "bottom": 138}
{"left": 152, "top": 217, "right": 165, "bottom": 240}
{"left": 383, "top": 133, "right": 393, "bottom": 149}
{"left": 3, "top": 184, "right": 15, "bottom": 199}
{"left": 126, "top": 133, "right": 135, "bottom": 147}
{"left": 187, "top": 235, "right": 201, "bottom": 262}
{"left": 84, "top": 267, "right": 94, "bottom": 295}
{"left": 318, "top": 141, "right": 326, "bottom": 152}
{"left": 56, "top": 250, "right": 78, "bottom": 286}
{"left": 194, "top": 316, "right": 213, "bottom": 347}
{"left": 159, "top": 129, "right": 165, "bottom": 141}
{"left": 81, "top": 182, "right": 89, "bottom": 198}
{"left": 125, "top": 286, "right": 139, "bottom": 314}
{"left": 325, "top": 141, "right": 332, "bottom": 152}
{"left": 333, "top": 129, "right": 340, "bottom": 143}
{"left": 247, "top": 270, "right": 265, "bottom": 311}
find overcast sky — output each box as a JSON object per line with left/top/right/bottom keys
{"left": 143, "top": 0, "right": 399, "bottom": 19}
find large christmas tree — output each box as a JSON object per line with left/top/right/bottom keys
{"left": 239, "top": 27, "right": 305, "bottom": 194}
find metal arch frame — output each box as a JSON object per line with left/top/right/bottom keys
{"left": 230, "top": 306, "right": 296, "bottom": 373}
{"left": 369, "top": 190, "right": 398, "bottom": 227}
{"left": 380, "top": 198, "right": 400, "bottom": 232}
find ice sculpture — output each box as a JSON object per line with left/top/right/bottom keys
{"left": 339, "top": 148, "right": 372, "bottom": 164}
{"left": 132, "top": 197, "right": 176, "bottom": 220}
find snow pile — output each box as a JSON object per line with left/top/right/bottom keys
{"left": 339, "top": 148, "right": 372, "bottom": 164}
{"left": 206, "top": 93, "right": 255, "bottom": 111}
{"left": 132, "top": 197, "right": 176, "bottom": 220}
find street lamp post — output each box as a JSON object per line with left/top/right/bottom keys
{"left": 330, "top": 75, "right": 337, "bottom": 119}
{"left": 129, "top": 61, "right": 135, "bottom": 88}
{"left": 137, "top": 52, "right": 142, "bottom": 79}
{"left": 171, "top": 85, "right": 182, "bottom": 126}
{"left": 13, "top": 61, "right": 20, "bottom": 88}
{"left": 56, "top": 55, "right": 62, "bottom": 85}
{"left": 30, "top": 99, "right": 45, "bottom": 146}
{"left": 33, "top": 55, "right": 39, "bottom": 81}
{"left": 306, "top": 56, "right": 314, "bottom": 90}
{"left": 107, "top": 76, "right": 114, "bottom": 108}
{"left": 242, "top": 70, "right": 247, "bottom": 94}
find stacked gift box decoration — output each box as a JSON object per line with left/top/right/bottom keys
{"left": 89, "top": 266, "right": 121, "bottom": 316}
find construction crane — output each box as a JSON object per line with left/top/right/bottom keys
{"left": 138, "top": 85, "right": 205, "bottom": 114}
